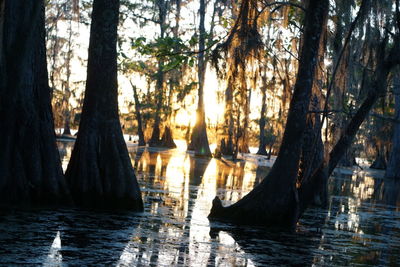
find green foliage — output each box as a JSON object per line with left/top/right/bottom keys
{"left": 130, "top": 36, "right": 196, "bottom": 72}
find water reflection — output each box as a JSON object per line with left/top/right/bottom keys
{"left": 0, "top": 142, "right": 399, "bottom": 266}
{"left": 43, "top": 231, "right": 62, "bottom": 266}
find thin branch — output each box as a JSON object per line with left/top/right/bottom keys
{"left": 256, "top": 1, "right": 305, "bottom": 21}
{"left": 130, "top": 12, "right": 160, "bottom": 24}
{"left": 282, "top": 46, "right": 299, "bottom": 61}
{"left": 261, "top": 1, "right": 305, "bottom": 12}
{"left": 320, "top": 0, "right": 367, "bottom": 134}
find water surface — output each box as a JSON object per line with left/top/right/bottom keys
{"left": 0, "top": 141, "right": 399, "bottom": 266}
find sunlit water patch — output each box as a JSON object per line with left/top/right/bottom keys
{"left": 0, "top": 141, "right": 399, "bottom": 266}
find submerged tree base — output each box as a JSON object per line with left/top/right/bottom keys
{"left": 160, "top": 126, "right": 177, "bottom": 148}
{"left": 208, "top": 171, "right": 299, "bottom": 229}
{"left": 66, "top": 123, "right": 144, "bottom": 211}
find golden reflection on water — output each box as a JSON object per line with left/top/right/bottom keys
{"left": 331, "top": 170, "right": 377, "bottom": 234}
{"left": 54, "top": 141, "right": 400, "bottom": 266}
{"left": 114, "top": 147, "right": 265, "bottom": 266}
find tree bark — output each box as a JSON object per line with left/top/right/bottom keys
{"left": 298, "top": 13, "right": 328, "bottom": 208}
{"left": 208, "top": 0, "right": 329, "bottom": 228}
{"left": 65, "top": 0, "right": 143, "bottom": 210}
{"left": 188, "top": 0, "right": 212, "bottom": 157}
{"left": 0, "top": 0, "right": 70, "bottom": 207}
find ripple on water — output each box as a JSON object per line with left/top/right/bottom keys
{"left": 0, "top": 142, "right": 399, "bottom": 266}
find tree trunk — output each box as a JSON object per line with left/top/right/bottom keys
{"left": 149, "top": 0, "right": 167, "bottom": 148}
{"left": 208, "top": 0, "right": 329, "bottom": 228}
{"left": 188, "top": 0, "right": 212, "bottom": 157}
{"left": 385, "top": 76, "right": 400, "bottom": 180}
{"left": 328, "top": 58, "right": 393, "bottom": 175}
{"left": 130, "top": 81, "right": 146, "bottom": 146}
{"left": 298, "top": 15, "right": 328, "bottom": 208}
{"left": 257, "top": 69, "right": 268, "bottom": 156}
{"left": 62, "top": 16, "right": 73, "bottom": 136}
{"left": 238, "top": 85, "right": 251, "bottom": 153}
{"left": 148, "top": 60, "right": 164, "bottom": 147}
{"left": 160, "top": 126, "right": 177, "bottom": 148}
{"left": 0, "top": 0, "right": 70, "bottom": 207}
{"left": 65, "top": 0, "right": 143, "bottom": 210}
{"left": 330, "top": 0, "right": 351, "bottom": 154}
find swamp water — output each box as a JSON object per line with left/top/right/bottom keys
{"left": 0, "top": 140, "right": 399, "bottom": 266}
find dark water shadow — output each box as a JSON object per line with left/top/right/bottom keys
{"left": 0, "top": 209, "right": 141, "bottom": 266}
{"left": 208, "top": 224, "right": 321, "bottom": 267}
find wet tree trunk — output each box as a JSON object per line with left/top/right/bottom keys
{"left": 298, "top": 15, "right": 327, "bottom": 208}
{"left": 385, "top": 76, "right": 400, "bottom": 180}
{"left": 187, "top": 0, "right": 212, "bottom": 157}
{"left": 65, "top": 0, "right": 143, "bottom": 210}
{"left": 0, "top": 0, "right": 70, "bottom": 207}
{"left": 130, "top": 81, "right": 146, "bottom": 146}
{"left": 298, "top": 98, "right": 326, "bottom": 208}
{"left": 208, "top": 0, "right": 329, "bottom": 228}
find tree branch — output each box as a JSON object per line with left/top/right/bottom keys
{"left": 261, "top": 1, "right": 306, "bottom": 12}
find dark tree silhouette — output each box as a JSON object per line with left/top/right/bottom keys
{"left": 0, "top": 0, "right": 70, "bottom": 207}
{"left": 65, "top": 0, "right": 143, "bottom": 210}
